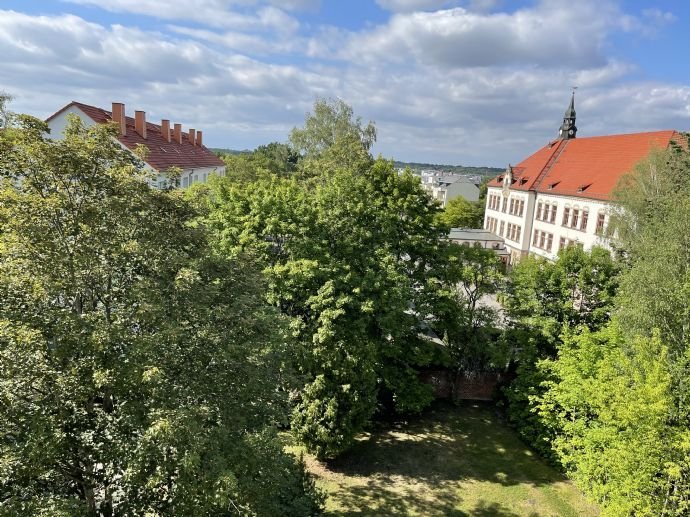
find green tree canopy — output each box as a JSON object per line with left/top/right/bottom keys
{"left": 610, "top": 144, "right": 690, "bottom": 351}
{"left": 0, "top": 115, "right": 322, "bottom": 515}
{"left": 436, "top": 196, "right": 482, "bottom": 229}
{"left": 289, "top": 98, "right": 376, "bottom": 173}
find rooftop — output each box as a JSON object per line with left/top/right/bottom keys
{"left": 46, "top": 101, "right": 225, "bottom": 172}
{"left": 488, "top": 130, "right": 682, "bottom": 201}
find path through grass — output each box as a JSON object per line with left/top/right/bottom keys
{"left": 295, "top": 402, "right": 598, "bottom": 516}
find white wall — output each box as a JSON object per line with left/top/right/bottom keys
{"left": 47, "top": 106, "right": 97, "bottom": 138}
{"left": 529, "top": 193, "right": 612, "bottom": 260}
{"left": 484, "top": 186, "right": 536, "bottom": 261}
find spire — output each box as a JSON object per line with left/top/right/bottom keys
{"left": 564, "top": 91, "right": 576, "bottom": 120}
{"left": 558, "top": 90, "right": 577, "bottom": 140}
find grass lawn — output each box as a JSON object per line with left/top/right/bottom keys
{"left": 292, "top": 402, "right": 599, "bottom": 516}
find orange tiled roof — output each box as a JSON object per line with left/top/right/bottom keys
{"left": 46, "top": 101, "right": 225, "bottom": 172}
{"left": 488, "top": 130, "right": 681, "bottom": 201}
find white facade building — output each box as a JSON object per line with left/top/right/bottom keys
{"left": 483, "top": 94, "right": 683, "bottom": 264}
{"left": 46, "top": 101, "right": 226, "bottom": 188}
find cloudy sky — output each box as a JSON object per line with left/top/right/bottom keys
{"left": 1, "top": 0, "right": 689, "bottom": 166}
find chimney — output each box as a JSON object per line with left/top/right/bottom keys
{"left": 196, "top": 130, "right": 203, "bottom": 147}
{"left": 173, "top": 123, "right": 182, "bottom": 144}
{"left": 134, "top": 110, "right": 147, "bottom": 139}
{"left": 189, "top": 128, "right": 196, "bottom": 146}
{"left": 111, "top": 102, "right": 126, "bottom": 136}
{"left": 161, "top": 119, "right": 171, "bottom": 143}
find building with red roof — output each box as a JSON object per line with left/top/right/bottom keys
{"left": 484, "top": 94, "right": 684, "bottom": 263}
{"left": 46, "top": 101, "right": 226, "bottom": 188}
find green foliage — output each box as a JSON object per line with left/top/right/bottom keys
{"left": 502, "top": 246, "right": 620, "bottom": 455}
{"left": 207, "top": 157, "right": 447, "bottom": 458}
{"left": 537, "top": 324, "right": 690, "bottom": 515}
{"left": 206, "top": 100, "right": 452, "bottom": 457}
{"left": 220, "top": 142, "right": 299, "bottom": 183}
{"left": 436, "top": 196, "right": 483, "bottom": 229}
{"left": 611, "top": 145, "right": 690, "bottom": 352}
{"left": 434, "top": 244, "right": 505, "bottom": 373}
{"left": 289, "top": 98, "right": 376, "bottom": 158}
{"left": 0, "top": 92, "right": 12, "bottom": 130}
{"left": 0, "top": 115, "right": 323, "bottom": 515}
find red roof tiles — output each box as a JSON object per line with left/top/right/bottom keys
{"left": 46, "top": 102, "right": 225, "bottom": 172}
{"left": 488, "top": 131, "right": 681, "bottom": 201}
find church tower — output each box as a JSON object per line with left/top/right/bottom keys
{"left": 558, "top": 92, "right": 577, "bottom": 140}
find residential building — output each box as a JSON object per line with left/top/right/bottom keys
{"left": 46, "top": 101, "right": 226, "bottom": 188}
{"left": 483, "top": 93, "right": 684, "bottom": 264}
{"left": 421, "top": 171, "right": 480, "bottom": 207}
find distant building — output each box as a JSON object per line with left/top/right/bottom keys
{"left": 448, "top": 228, "right": 510, "bottom": 264}
{"left": 420, "top": 171, "right": 480, "bottom": 207}
{"left": 46, "top": 101, "right": 225, "bottom": 188}
{"left": 483, "top": 93, "right": 685, "bottom": 264}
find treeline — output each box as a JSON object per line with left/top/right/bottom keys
{"left": 499, "top": 143, "right": 690, "bottom": 515}
{"left": 393, "top": 161, "right": 502, "bottom": 177}
{"left": 0, "top": 98, "right": 502, "bottom": 514}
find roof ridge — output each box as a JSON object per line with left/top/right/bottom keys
{"left": 531, "top": 139, "right": 568, "bottom": 192}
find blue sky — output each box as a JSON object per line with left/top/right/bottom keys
{"left": 1, "top": 0, "right": 689, "bottom": 166}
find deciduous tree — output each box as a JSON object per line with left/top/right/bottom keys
{"left": 0, "top": 115, "right": 322, "bottom": 515}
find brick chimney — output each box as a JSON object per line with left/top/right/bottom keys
{"left": 161, "top": 119, "right": 171, "bottom": 143}
{"left": 134, "top": 111, "right": 147, "bottom": 139}
{"left": 111, "top": 102, "right": 126, "bottom": 136}
{"left": 189, "top": 128, "right": 196, "bottom": 146}
{"left": 196, "top": 130, "right": 203, "bottom": 147}
{"left": 173, "top": 123, "right": 182, "bottom": 144}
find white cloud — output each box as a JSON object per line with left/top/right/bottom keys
{"left": 375, "top": 0, "right": 453, "bottom": 12}
{"left": 339, "top": 2, "right": 616, "bottom": 69}
{"left": 1, "top": 2, "right": 688, "bottom": 166}
{"left": 64, "top": 0, "right": 301, "bottom": 32}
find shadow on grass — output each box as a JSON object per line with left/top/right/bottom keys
{"left": 324, "top": 401, "right": 562, "bottom": 489}
{"left": 329, "top": 485, "right": 524, "bottom": 516}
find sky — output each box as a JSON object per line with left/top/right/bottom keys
{"left": 1, "top": 0, "right": 689, "bottom": 166}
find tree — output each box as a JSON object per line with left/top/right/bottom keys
{"left": 434, "top": 244, "right": 505, "bottom": 372}
{"left": 436, "top": 196, "right": 482, "bottom": 228}
{"left": 0, "top": 91, "right": 12, "bottom": 129}
{"left": 501, "top": 246, "right": 620, "bottom": 455}
{"left": 0, "top": 115, "right": 322, "bottom": 515}
{"left": 207, "top": 156, "right": 449, "bottom": 458}
{"left": 289, "top": 98, "right": 376, "bottom": 173}
{"left": 610, "top": 144, "right": 690, "bottom": 352}
{"left": 537, "top": 323, "right": 690, "bottom": 515}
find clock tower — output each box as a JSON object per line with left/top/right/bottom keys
{"left": 558, "top": 92, "right": 577, "bottom": 140}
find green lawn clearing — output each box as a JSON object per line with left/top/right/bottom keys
{"left": 294, "top": 402, "right": 598, "bottom": 516}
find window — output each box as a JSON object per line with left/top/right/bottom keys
{"left": 499, "top": 221, "right": 505, "bottom": 236}
{"left": 518, "top": 199, "right": 524, "bottom": 216}
{"left": 562, "top": 207, "right": 570, "bottom": 226}
{"left": 550, "top": 203, "right": 557, "bottom": 223}
{"left": 182, "top": 176, "right": 189, "bottom": 188}
{"left": 510, "top": 198, "right": 515, "bottom": 214}
{"left": 581, "top": 210, "right": 589, "bottom": 231}
{"left": 533, "top": 230, "right": 554, "bottom": 251}
{"left": 595, "top": 213, "right": 606, "bottom": 235}
{"left": 571, "top": 209, "right": 580, "bottom": 228}
{"left": 506, "top": 223, "right": 520, "bottom": 242}
{"left": 502, "top": 197, "right": 508, "bottom": 213}
{"left": 559, "top": 237, "right": 567, "bottom": 250}
{"left": 536, "top": 202, "right": 543, "bottom": 220}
